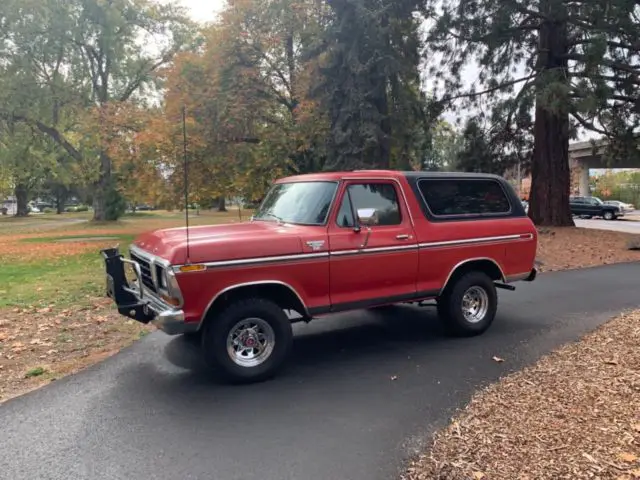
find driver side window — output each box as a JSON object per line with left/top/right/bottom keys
{"left": 336, "top": 183, "right": 402, "bottom": 228}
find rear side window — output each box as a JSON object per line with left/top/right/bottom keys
{"left": 418, "top": 179, "right": 512, "bottom": 217}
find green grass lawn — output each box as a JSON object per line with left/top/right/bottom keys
{"left": 0, "top": 209, "right": 251, "bottom": 309}
{"left": 0, "top": 243, "right": 131, "bottom": 309}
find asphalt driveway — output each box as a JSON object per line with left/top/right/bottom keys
{"left": 1, "top": 262, "right": 639, "bottom": 480}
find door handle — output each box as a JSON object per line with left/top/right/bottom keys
{"left": 359, "top": 226, "right": 372, "bottom": 249}
{"left": 395, "top": 234, "right": 411, "bottom": 240}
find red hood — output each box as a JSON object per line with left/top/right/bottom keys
{"left": 132, "top": 221, "right": 310, "bottom": 265}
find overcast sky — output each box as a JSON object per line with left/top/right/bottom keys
{"left": 177, "top": 0, "right": 225, "bottom": 22}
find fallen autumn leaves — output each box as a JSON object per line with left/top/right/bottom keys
{"left": 536, "top": 227, "right": 640, "bottom": 272}
{"left": 403, "top": 309, "right": 640, "bottom": 480}
{"left": 0, "top": 301, "right": 151, "bottom": 403}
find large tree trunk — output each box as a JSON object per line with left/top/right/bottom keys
{"left": 528, "top": 5, "right": 574, "bottom": 227}
{"left": 92, "top": 151, "right": 112, "bottom": 221}
{"left": 56, "top": 197, "right": 64, "bottom": 214}
{"left": 217, "top": 196, "right": 227, "bottom": 212}
{"left": 54, "top": 186, "right": 67, "bottom": 214}
{"left": 14, "top": 184, "right": 29, "bottom": 217}
{"left": 529, "top": 108, "right": 573, "bottom": 226}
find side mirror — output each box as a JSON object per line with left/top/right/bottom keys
{"left": 356, "top": 208, "right": 378, "bottom": 227}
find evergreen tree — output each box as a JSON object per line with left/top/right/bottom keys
{"left": 423, "top": 0, "right": 640, "bottom": 225}
{"left": 454, "top": 117, "right": 531, "bottom": 176}
{"left": 314, "top": 0, "right": 428, "bottom": 171}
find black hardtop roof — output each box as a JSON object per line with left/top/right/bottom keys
{"left": 400, "top": 170, "right": 506, "bottom": 181}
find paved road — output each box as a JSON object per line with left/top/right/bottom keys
{"left": 575, "top": 217, "right": 640, "bottom": 234}
{"left": 2, "top": 263, "right": 639, "bottom": 480}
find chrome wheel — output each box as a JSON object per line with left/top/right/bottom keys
{"left": 461, "top": 286, "right": 490, "bottom": 324}
{"left": 226, "top": 317, "right": 276, "bottom": 368}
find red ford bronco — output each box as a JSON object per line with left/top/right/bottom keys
{"left": 102, "top": 170, "right": 538, "bottom": 383}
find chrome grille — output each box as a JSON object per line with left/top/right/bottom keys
{"left": 130, "top": 252, "right": 157, "bottom": 293}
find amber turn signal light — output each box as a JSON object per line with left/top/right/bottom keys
{"left": 178, "top": 264, "right": 206, "bottom": 273}
{"left": 161, "top": 294, "right": 181, "bottom": 306}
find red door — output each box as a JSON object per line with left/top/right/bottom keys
{"left": 328, "top": 179, "right": 419, "bottom": 310}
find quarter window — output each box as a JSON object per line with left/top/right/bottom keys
{"left": 337, "top": 183, "right": 402, "bottom": 227}
{"left": 418, "top": 179, "right": 511, "bottom": 217}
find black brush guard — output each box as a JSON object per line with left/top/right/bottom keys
{"left": 101, "top": 247, "right": 155, "bottom": 324}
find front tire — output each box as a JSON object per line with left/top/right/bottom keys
{"left": 201, "top": 298, "right": 293, "bottom": 383}
{"left": 603, "top": 210, "right": 616, "bottom": 220}
{"left": 437, "top": 271, "right": 498, "bottom": 337}
{"left": 182, "top": 331, "right": 202, "bottom": 345}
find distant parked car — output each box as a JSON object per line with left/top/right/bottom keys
{"left": 604, "top": 200, "right": 634, "bottom": 213}
{"left": 570, "top": 195, "right": 622, "bottom": 220}
{"left": 35, "top": 202, "right": 54, "bottom": 210}
{"left": 135, "top": 204, "right": 155, "bottom": 211}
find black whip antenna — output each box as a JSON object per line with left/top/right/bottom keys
{"left": 182, "top": 105, "right": 191, "bottom": 264}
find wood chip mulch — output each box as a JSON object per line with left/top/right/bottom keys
{"left": 402, "top": 310, "right": 640, "bottom": 480}
{"left": 536, "top": 227, "right": 640, "bottom": 272}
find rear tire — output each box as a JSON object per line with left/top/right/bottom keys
{"left": 201, "top": 298, "right": 293, "bottom": 383}
{"left": 437, "top": 271, "right": 497, "bottom": 337}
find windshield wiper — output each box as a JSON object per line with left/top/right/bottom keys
{"left": 255, "top": 212, "right": 285, "bottom": 224}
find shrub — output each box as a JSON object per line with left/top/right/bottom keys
{"left": 104, "top": 187, "right": 127, "bottom": 220}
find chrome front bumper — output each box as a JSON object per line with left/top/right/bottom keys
{"left": 101, "top": 247, "right": 197, "bottom": 335}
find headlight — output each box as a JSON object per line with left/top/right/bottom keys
{"left": 157, "top": 267, "right": 183, "bottom": 307}
{"left": 159, "top": 268, "right": 168, "bottom": 289}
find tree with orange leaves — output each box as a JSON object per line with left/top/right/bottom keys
{"left": 143, "top": 0, "right": 333, "bottom": 206}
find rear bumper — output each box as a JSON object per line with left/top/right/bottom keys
{"left": 101, "top": 247, "right": 198, "bottom": 336}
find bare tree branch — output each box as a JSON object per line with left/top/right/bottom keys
{"left": 439, "top": 73, "right": 538, "bottom": 103}
{"left": 570, "top": 110, "right": 609, "bottom": 136}
{"left": 564, "top": 53, "right": 640, "bottom": 76}
{"left": 0, "top": 111, "right": 83, "bottom": 162}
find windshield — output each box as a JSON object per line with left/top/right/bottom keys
{"left": 253, "top": 181, "right": 338, "bottom": 225}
